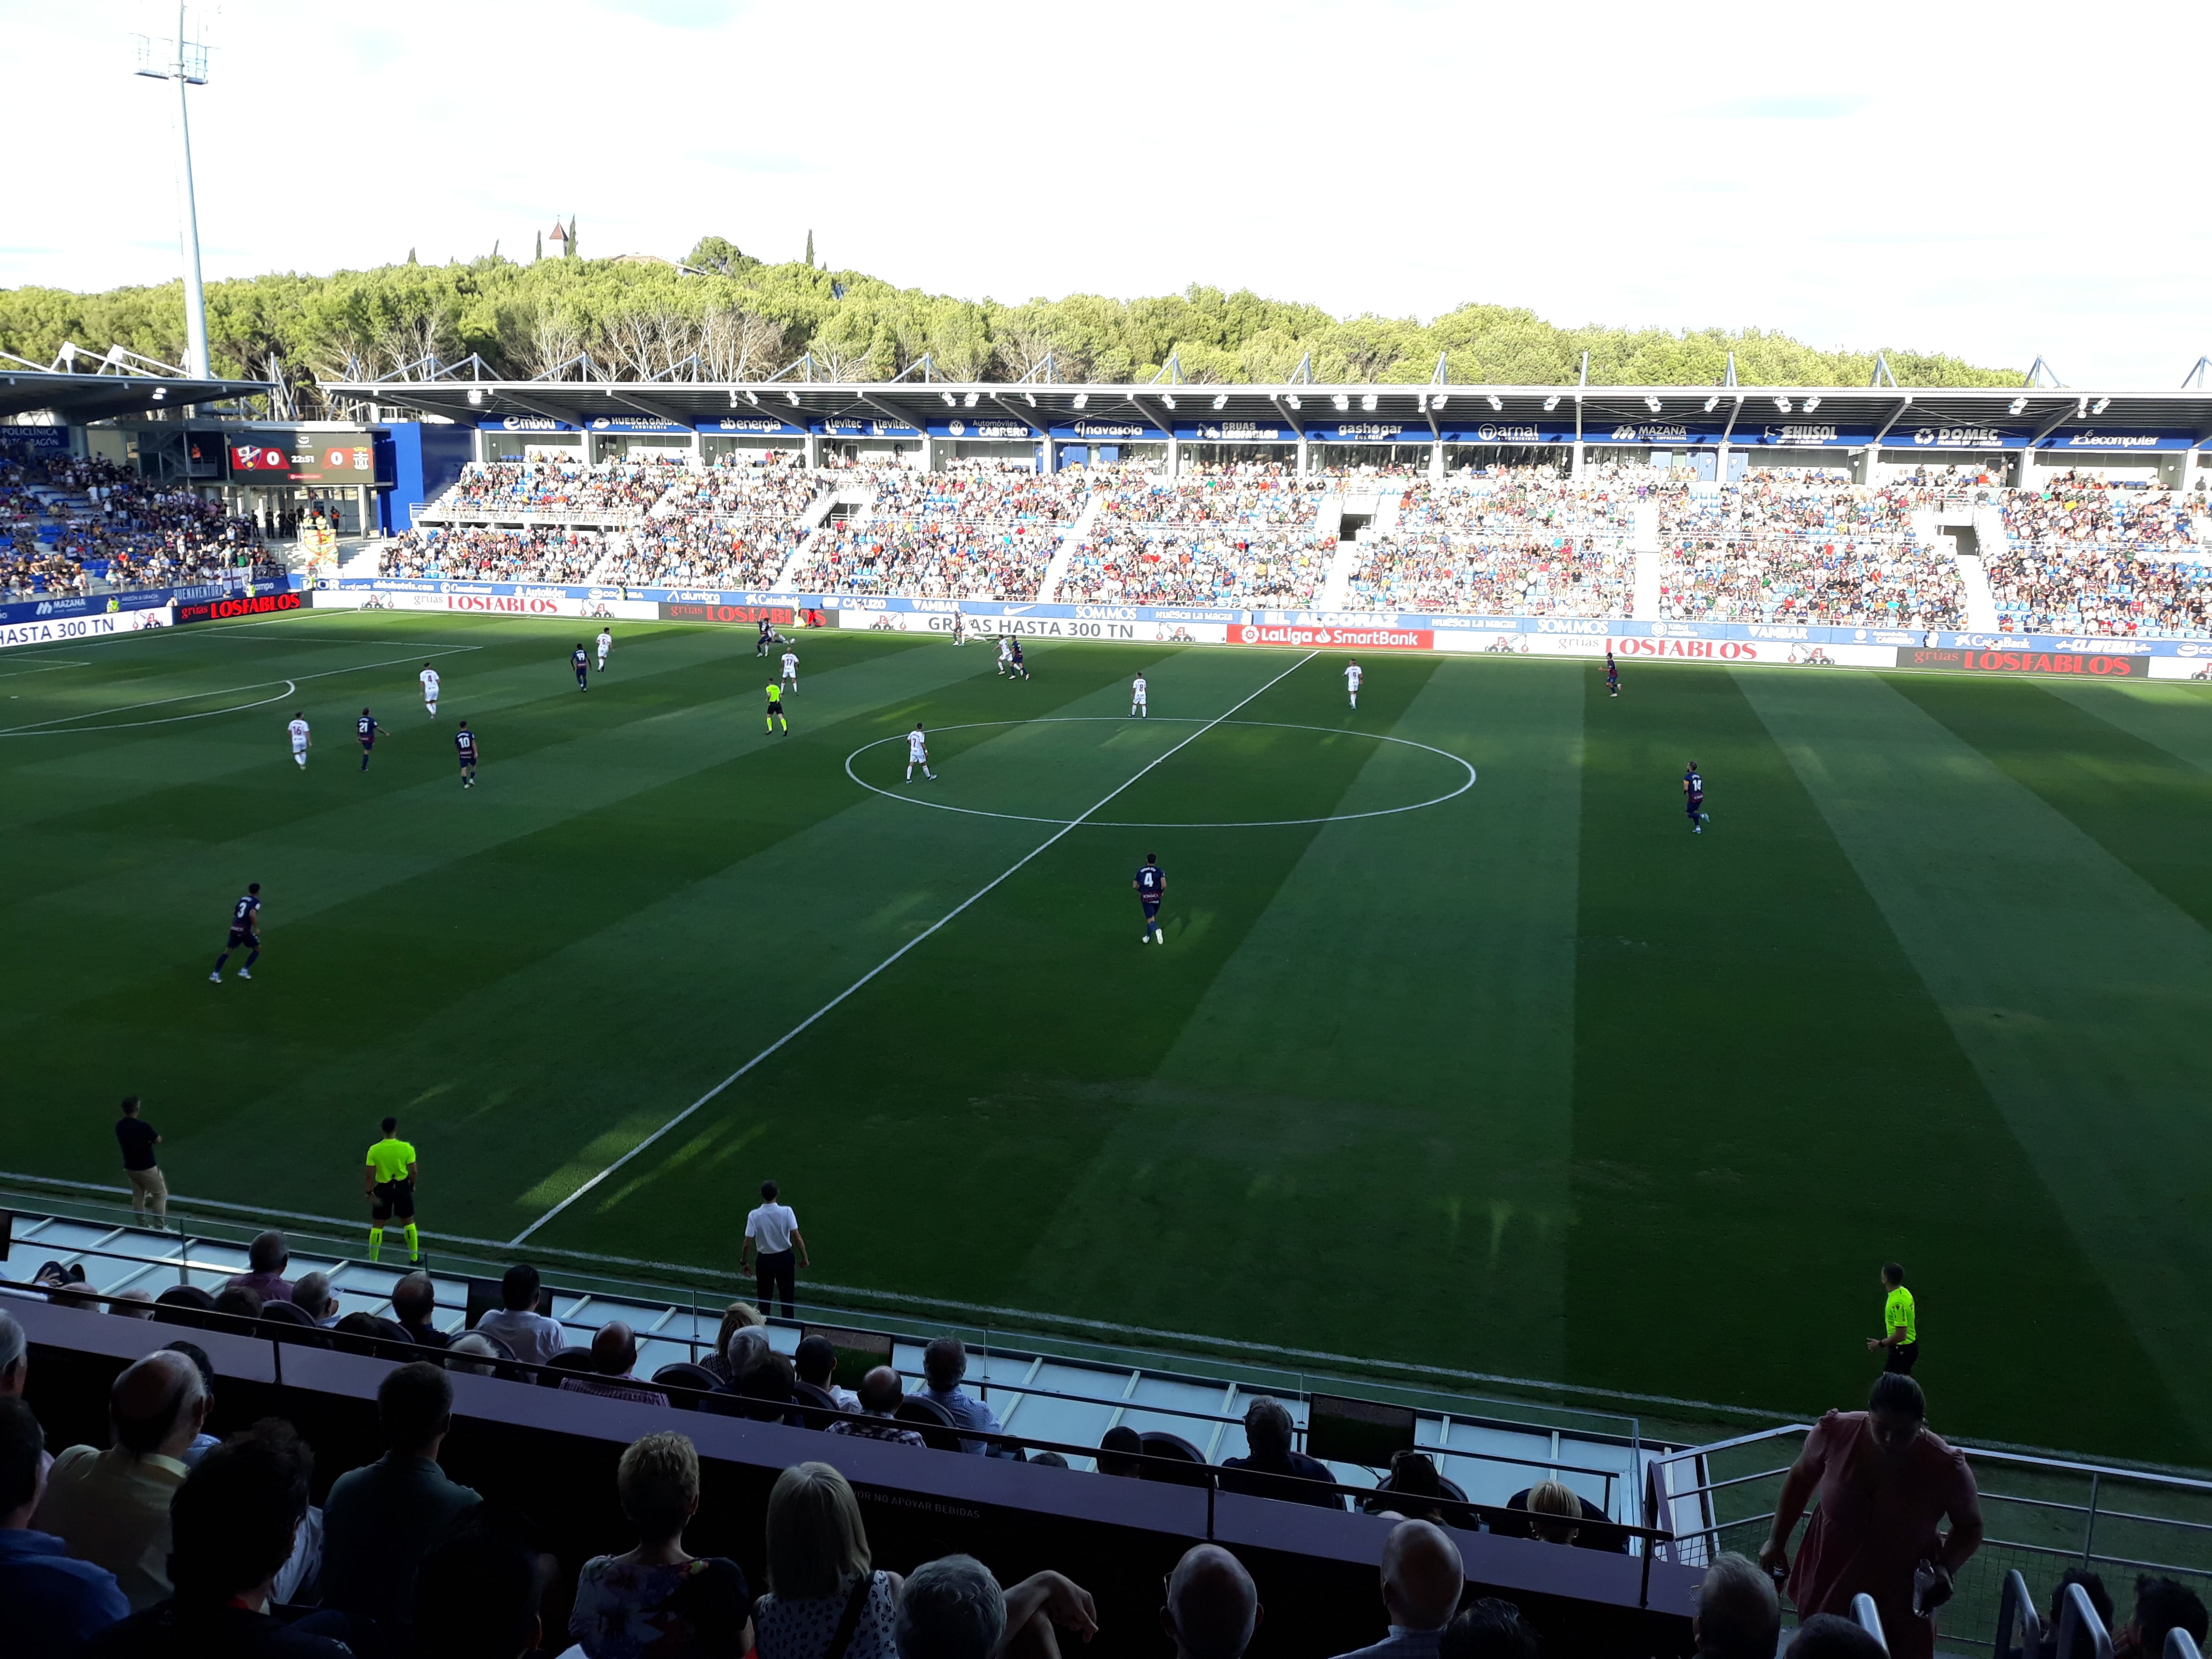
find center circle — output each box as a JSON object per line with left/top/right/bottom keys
{"left": 843, "top": 717, "right": 1477, "bottom": 829}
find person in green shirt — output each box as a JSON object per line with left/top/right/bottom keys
{"left": 1867, "top": 1261, "right": 1917, "bottom": 1374}
{"left": 764, "top": 681, "right": 787, "bottom": 735}
{"left": 364, "top": 1116, "right": 421, "bottom": 1266}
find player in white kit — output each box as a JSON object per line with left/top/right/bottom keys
{"left": 420, "top": 663, "right": 440, "bottom": 716}
{"left": 595, "top": 627, "right": 613, "bottom": 670}
{"left": 905, "top": 722, "right": 937, "bottom": 782}
{"left": 287, "top": 713, "right": 311, "bottom": 768}
{"left": 1131, "top": 674, "right": 1148, "bottom": 718}
{"left": 997, "top": 635, "right": 1014, "bottom": 676}
{"left": 1344, "top": 660, "right": 1363, "bottom": 709}
{"left": 780, "top": 648, "right": 799, "bottom": 697}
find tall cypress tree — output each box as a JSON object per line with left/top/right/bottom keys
{"left": 534, "top": 229, "right": 542, "bottom": 262}
{"left": 566, "top": 216, "right": 577, "bottom": 258}
{"left": 805, "top": 229, "right": 813, "bottom": 267}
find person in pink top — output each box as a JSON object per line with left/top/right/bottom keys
{"left": 1758, "top": 1374, "right": 1983, "bottom": 1659}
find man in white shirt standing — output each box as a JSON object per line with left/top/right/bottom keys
{"left": 595, "top": 627, "right": 614, "bottom": 671}
{"left": 287, "top": 712, "right": 311, "bottom": 769}
{"left": 1344, "top": 660, "right": 1363, "bottom": 711}
{"left": 780, "top": 647, "right": 799, "bottom": 699}
{"left": 1131, "top": 673, "right": 1148, "bottom": 718}
{"left": 419, "top": 662, "right": 440, "bottom": 717}
{"left": 740, "top": 1179, "right": 809, "bottom": 1320}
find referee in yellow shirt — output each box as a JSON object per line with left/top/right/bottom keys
{"left": 1867, "top": 1260, "right": 1917, "bottom": 1374}
{"left": 364, "top": 1116, "right": 421, "bottom": 1266}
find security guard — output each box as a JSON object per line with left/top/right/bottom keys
{"left": 1867, "top": 1260, "right": 1917, "bottom": 1373}
{"left": 364, "top": 1116, "right": 422, "bottom": 1266}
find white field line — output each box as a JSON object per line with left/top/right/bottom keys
{"left": 0, "top": 1162, "right": 1783, "bottom": 1422}
{"left": 506, "top": 650, "right": 1320, "bottom": 1247}
{"left": 0, "top": 646, "right": 483, "bottom": 736}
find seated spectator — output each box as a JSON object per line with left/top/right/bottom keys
{"left": 391, "top": 1273, "right": 449, "bottom": 1349}
{"left": 34, "top": 1349, "right": 208, "bottom": 1608}
{"left": 1335, "top": 1519, "right": 1463, "bottom": 1659}
{"left": 445, "top": 1333, "right": 503, "bottom": 1376}
{"left": 158, "top": 1344, "right": 320, "bottom": 1605}
{"left": 755, "top": 1462, "right": 902, "bottom": 1659}
{"left": 332, "top": 1311, "right": 413, "bottom": 1352}
{"left": 225, "top": 1231, "right": 294, "bottom": 1304}
{"left": 918, "top": 1337, "right": 1004, "bottom": 1455}
{"left": 734, "top": 1352, "right": 799, "bottom": 1422}
{"left": 110, "top": 1290, "right": 156, "bottom": 1319}
{"left": 699, "top": 1301, "right": 766, "bottom": 1387}
{"left": 212, "top": 1286, "right": 264, "bottom": 1325}
{"left": 1161, "top": 1543, "right": 1261, "bottom": 1659}
{"left": 1220, "top": 1398, "right": 1342, "bottom": 1509}
{"left": 0, "top": 1310, "right": 31, "bottom": 1409}
{"left": 319, "top": 1361, "right": 482, "bottom": 1640}
{"left": 824, "top": 1367, "right": 924, "bottom": 1447}
{"left": 898, "top": 1554, "right": 1099, "bottom": 1659}
{"left": 1783, "top": 1614, "right": 1886, "bottom": 1658}
{"left": 1694, "top": 1554, "right": 1778, "bottom": 1659}
{"left": 473, "top": 1265, "right": 564, "bottom": 1366}
{"left": 413, "top": 1512, "right": 547, "bottom": 1659}
{"left": 1030, "top": 1452, "right": 1070, "bottom": 1469}
{"left": 2116, "top": 1575, "right": 2208, "bottom": 1658}
{"left": 1365, "top": 1451, "right": 1452, "bottom": 1525}
{"left": 719, "top": 1326, "right": 772, "bottom": 1387}
{"left": 151, "top": 1286, "right": 215, "bottom": 1325}
{"left": 559, "top": 1322, "right": 671, "bottom": 1408}
{"left": 2046, "top": 1568, "right": 2112, "bottom": 1643}
{"left": 0, "top": 1395, "right": 130, "bottom": 1657}
{"left": 1097, "top": 1426, "right": 1145, "bottom": 1478}
{"left": 1525, "top": 1481, "right": 1581, "bottom": 1545}
{"left": 793, "top": 1334, "right": 858, "bottom": 1411}
{"left": 84, "top": 1420, "right": 346, "bottom": 1658}
{"left": 570, "top": 1432, "right": 753, "bottom": 1659}
{"left": 159, "top": 1343, "right": 221, "bottom": 1467}
{"left": 1437, "top": 1599, "right": 1538, "bottom": 1659}
{"left": 289, "top": 1273, "right": 339, "bottom": 1329}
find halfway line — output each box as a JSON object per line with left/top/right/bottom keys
{"left": 506, "top": 649, "right": 1319, "bottom": 1247}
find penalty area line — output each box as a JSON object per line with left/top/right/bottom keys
{"left": 506, "top": 649, "right": 1320, "bottom": 1248}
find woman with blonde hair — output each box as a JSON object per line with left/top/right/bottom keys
{"left": 754, "top": 1462, "right": 902, "bottom": 1659}
{"left": 570, "top": 1431, "right": 754, "bottom": 1658}
{"left": 1526, "top": 1480, "right": 1582, "bottom": 1546}
{"left": 700, "top": 1301, "right": 765, "bottom": 1385}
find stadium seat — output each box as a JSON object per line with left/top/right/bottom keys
{"left": 790, "top": 1379, "right": 842, "bottom": 1430}
{"left": 1139, "top": 1431, "right": 1214, "bottom": 1487}
{"left": 650, "top": 1361, "right": 721, "bottom": 1401}
{"left": 895, "top": 1394, "right": 965, "bottom": 1453}
{"left": 539, "top": 1348, "right": 599, "bottom": 1386}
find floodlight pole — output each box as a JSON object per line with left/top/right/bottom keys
{"left": 138, "top": 5, "right": 212, "bottom": 379}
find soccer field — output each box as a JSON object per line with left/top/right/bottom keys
{"left": 6, "top": 609, "right": 2211, "bottom": 1467}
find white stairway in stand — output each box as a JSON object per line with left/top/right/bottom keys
{"left": 1630, "top": 503, "right": 1662, "bottom": 620}
{"left": 770, "top": 487, "right": 860, "bottom": 591}
{"left": 337, "top": 542, "right": 387, "bottom": 579}
{"left": 1034, "top": 490, "right": 1104, "bottom": 602}
{"left": 1954, "top": 554, "right": 1999, "bottom": 631}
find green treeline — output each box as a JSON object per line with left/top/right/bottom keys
{"left": 0, "top": 238, "right": 2019, "bottom": 414}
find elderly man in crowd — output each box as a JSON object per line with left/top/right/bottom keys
{"left": 897, "top": 1553, "right": 1100, "bottom": 1659}
{"left": 1162, "top": 1543, "right": 1262, "bottom": 1659}
{"left": 473, "top": 1264, "right": 564, "bottom": 1366}
{"left": 1695, "top": 1553, "right": 1780, "bottom": 1659}
{"left": 289, "top": 1273, "right": 340, "bottom": 1329}
{"left": 224, "top": 1232, "right": 295, "bottom": 1305}
{"left": 1221, "top": 1396, "right": 1342, "bottom": 1509}
{"left": 390, "top": 1274, "right": 448, "bottom": 1350}
{"left": 1335, "top": 1520, "right": 1464, "bottom": 1659}
{"left": 917, "top": 1337, "right": 1004, "bottom": 1455}
{"left": 34, "top": 1349, "right": 210, "bottom": 1608}
{"left": 557, "top": 1321, "right": 669, "bottom": 1407}
{"left": 825, "top": 1365, "right": 926, "bottom": 1447}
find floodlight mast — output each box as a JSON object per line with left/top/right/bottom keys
{"left": 135, "top": 5, "right": 212, "bottom": 379}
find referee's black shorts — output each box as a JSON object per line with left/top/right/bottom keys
{"left": 370, "top": 1179, "right": 416, "bottom": 1222}
{"left": 1885, "top": 1341, "right": 1918, "bottom": 1375}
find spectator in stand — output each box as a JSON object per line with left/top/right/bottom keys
{"left": 1366, "top": 1451, "right": 1453, "bottom": 1525}
{"left": 794, "top": 1334, "right": 858, "bottom": 1411}
{"left": 1220, "top": 1397, "right": 1342, "bottom": 1509}
{"left": 826, "top": 1367, "right": 925, "bottom": 1447}
{"left": 34, "top": 1349, "right": 209, "bottom": 1608}
{"left": 718, "top": 1326, "right": 773, "bottom": 1392}
{"left": 700, "top": 1300, "right": 766, "bottom": 1386}
{"left": 0, "top": 1394, "right": 130, "bottom": 1657}
{"left": 289, "top": 1272, "right": 340, "bottom": 1329}
{"left": 570, "top": 1431, "right": 754, "bottom": 1659}
{"left": 897, "top": 1553, "right": 1101, "bottom": 1659}
{"left": 225, "top": 1232, "right": 295, "bottom": 1304}
{"left": 2032, "top": 1568, "right": 2112, "bottom": 1658}
{"left": 1783, "top": 1615, "right": 1886, "bottom": 1658}
{"left": 2114, "top": 1576, "right": 2208, "bottom": 1658}
{"left": 754, "top": 1461, "right": 903, "bottom": 1659}
{"left": 1693, "top": 1554, "right": 1779, "bottom": 1659}
{"left": 390, "top": 1273, "right": 449, "bottom": 1349}
{"left": 115, "top": 1098, "right": 166, "bottom": 1227}
{"left": 1758, "top": 1374, "right": 1982, "bottom": 1659}
{"left": 109, "top": 1290, "right": 155, "bottom": 1318}
{"left": 475, "top": 1264, "right": 565, "bottom": 1366}
{"left": 1436, "top": 1600, "right": 1537, "bottom": 1659}
{"left": 159, "top": 1342, "right": 221, "bottom": 1467}
{"left": 918, "top": 1337, "right": 1004, "bottom": 1455}
{"left": 319, "top": 1361, "right": 482, "bottom": 1642}
{"left": 213, "top": 1286, "right": 264, "bottom": 1325}
{"left": 444, "top": 1334, "right": 503, "bottom": 1377}
{"left": 1161, "top": 1543, "right": 1261, "bottom": 1659}
{"left": 413, "top": 1512, "right": 547, "bottom": 1659}
{"left": 1096, "top": 1426, "right": 1145, "bottom": 1478}
{"left": 1334, "top": 1519, "right": 1464, "bottom": 1659}
{"left": 85, "top": 1420, "right": 346, "bottom": 1659}
{"left": 742, "top": 1179, "right": 809, "bottom": 1321}
{"left": 560, "top": 1321, "right": 671, "bottom": 1408}
{"left": 0, "top": 1309, "right": 28, "bottom": 1403}
{"left": 1524, "top": 1481, "right": 1581, "bottom": 1545}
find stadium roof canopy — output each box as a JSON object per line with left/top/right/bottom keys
{"left": 0, "top": 366, "right": 274, "bottom": 424}
{"left": 320, "top": 370, "right": 2212, "bottom": 451}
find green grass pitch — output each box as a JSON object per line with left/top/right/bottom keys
{"left": 6, "top": 609, "right": 2211, "bottom": 1467}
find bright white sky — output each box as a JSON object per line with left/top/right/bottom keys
{"left": 6, "top": 0, "right": 2208, "bottom": 387}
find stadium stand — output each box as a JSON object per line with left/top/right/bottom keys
{"left": 1, "top": 453, "right": 267, "bottom": 598}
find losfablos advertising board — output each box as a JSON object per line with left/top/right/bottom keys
{"left": 309, "top": 588, "right": 660, "bottom": 620}
{"left": 1896, "top": 645, "right": 2150, "bottom": 677}
{"left": 659, "top": 600, "right": 828, "bottom": 627}
{"left": 174, "top": 590, "right": 304, "bottom": 624}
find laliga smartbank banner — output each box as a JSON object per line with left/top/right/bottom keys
{"left": 1232, "top": 621, "right": 1434, "bottom": 651}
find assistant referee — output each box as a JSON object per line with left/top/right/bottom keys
{"left": 364, "top": 1116, "right": 422, "bottom": 1267}
{"left": 1867, "top": 1260, "right": 1917, "bottom": 1373}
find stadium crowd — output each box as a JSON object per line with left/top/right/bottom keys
{"left": 1, "top": 455, "right": 265, "bottom": 598}
{"left": 440, "top": 459, "right": 689, "bottom": 519}
{"left": 7, "top": 1268, "right": 2200, "bottom": 1659}
{"left": 1986, "top": 475, "right": 2212, "bottom": 634}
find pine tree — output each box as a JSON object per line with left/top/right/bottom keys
{"left": 406, "top": 247, "right": 417, "bottom": 265}
{"left": 804, "top": 229, "right": 813, "bottom": 268}
{"left": 534, "top": 229, "right": 542, "bottom": 262}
